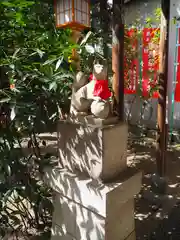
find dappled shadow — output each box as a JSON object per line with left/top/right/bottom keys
{"left": 46, "top": 123, "right": 158, "bottom": 240}
{"left": 150, "top": 202, "right": 180, "bottom": 239}
{"left": 45, "top": 123, "right": 180, "bottom": 240}
{"left": 57, "top": 120, "right": 102, "bottom": 178}
{"left": 57, "top": 119, "right": 127, "bottom": 181}
{"left": 125, "top": 127, "right": 180, "bottom": 239}
{"left": 51, "top": 195, "right": 105, "bottom": 240}
{"left": 45, "top": 168, "right": 112, "bottom": 239}
{"left": 44, "top": 164, "right": 141, "bottom": 239}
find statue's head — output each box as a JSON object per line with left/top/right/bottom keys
{"left": 93, "top": 59, "right": 108, "bottom": 80}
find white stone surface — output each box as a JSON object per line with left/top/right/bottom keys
{"left": 45, "top": 168, "right": 118, "bottom": 217}
{"left": 51, "top": 195, "right": 105, "bottom": 240}
{"left": 44, "top": 168, "right": 142, "bottom": 240}
{"left": 57, "top": 121, "right": 128, "bottom": 181}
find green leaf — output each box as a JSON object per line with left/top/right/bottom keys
{"left": 10, "top": 106, "right": 16, "bottom": 120}
{"left": 43, "top": 58, "right": 57, "bottom": 66}
{"left": 9, "top": 64, "right": 15, "bottom": 70}
{"left": 55, "top": 57, "right": 63, "bottom": 71}
{"left": 49, "top": 82, "right": 57, "bottom": 91}
{"left": 12, "top": 48, "right": 21, "bottom": 59}
{"left": 1, "top": 1, "right": 15, "bottom": 7}
{"left": 36, "top": 49, "right": 45, "bottom": 58}
{"left": 0, "top": 98, "right": 11, "bottom": 103}
{"left": 5, "top": 165, "right": 11, "bottom": 176}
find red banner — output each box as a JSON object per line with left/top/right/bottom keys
{"left": 142, "top": 28, "right": 150, "bottom": 97}
{"left": 124, "top": 29, "right": 138, "bottom": 94}
{"left": 142, "top": 28, "right": 159, "bottom": 98}
{"left": 175, "top": 28, "right": 180, "bottom": 102}
{"left": 124, "top": 28, "right": 159, "bottom": 98}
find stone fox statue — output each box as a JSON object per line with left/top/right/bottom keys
{"left": 70, "top": 61, "right": 112, "bottom": 119}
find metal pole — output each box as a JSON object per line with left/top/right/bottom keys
{"left": 156, "top": 0, "right": 170, "bottom": 178}
{"left": 112, "top": 0, "right": 124, "bottom": 120}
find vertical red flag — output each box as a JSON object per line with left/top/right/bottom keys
{"left": 175, "top": 28, "right": 180, "bottom": 102}
{"left": 124, "top": 29, "right": 138, "bottom": 94}
{"left": 142, "top": 28, "right": 151, "bottom": 97}
{"left": 151, "top": 28, "right": 159, "bottom": 98}
{"left": 142, "top": 28, "right": 159, "bottom": 98}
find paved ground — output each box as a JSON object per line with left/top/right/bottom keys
{"left": 127, "top": 127, "right": 180, "bottom": 240}
{"left": 150, "top": 202, "right": 180, "bottom": 239}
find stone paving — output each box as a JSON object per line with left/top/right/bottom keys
{"left": 127, "top": 128, "right": 180, "bottom": 240}
{"left": 150, "top": 202, "right": 180, "bottom": 239}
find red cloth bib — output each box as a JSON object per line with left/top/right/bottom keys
{"left": 89, "top": 74, "right": 112, "bottom": 100}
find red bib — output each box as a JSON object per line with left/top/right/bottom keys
{"left": 89, "top": 74, "right": 112, "bottom": 100}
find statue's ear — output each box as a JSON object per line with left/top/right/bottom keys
{"left": 100, "top": 59, "right": 107, "bottom": 66}
{"left": 103, "top": 59, "right": 107, "bottom": 65}
{"left": 93, "top": 59, "right": 99, "bottom": 65}
{"left": 93, "top": 58, "right": 107, "bottom": 67}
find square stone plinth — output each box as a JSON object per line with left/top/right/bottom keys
{"left": 57, "top": 116, "right": 128, "bottom": 181}
{"left": 44, "top": 168, "right": 142, "bottom": 240}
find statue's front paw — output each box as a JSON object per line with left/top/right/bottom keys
{"left": 77, "top": 111, "right": 88, "bottom": 116}
{"left": 91, "top": 100, "right": 110, "bottom": 119}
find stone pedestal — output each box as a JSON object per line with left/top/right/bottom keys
{"left": 44, "top": 168, "right": 142, "bottom": 240}
{"left": 44, "top": 115, "right": 142, "bottom": 239}
{"left": 57, "top": 116, "right": 128, "bottom": 181}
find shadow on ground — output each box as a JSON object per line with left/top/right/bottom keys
{"left": 126, "top": 128, "right": 180, "bottom": 239}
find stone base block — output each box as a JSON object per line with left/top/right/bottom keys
{"left": 44, "top": 168, "right": 142, "bottom": 240}
{"left": 51, "top": 195, "right": 105, "bottom": 240}
{"left": 57, "top": 117, "right": 128, "bottom": 181}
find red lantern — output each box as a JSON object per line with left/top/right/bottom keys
{"left": 54, "top": 0, "right": 90, "bottom": 31}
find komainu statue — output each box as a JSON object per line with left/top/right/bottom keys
{"left": 70, "top": 60, "right": 112, "bottom": 119}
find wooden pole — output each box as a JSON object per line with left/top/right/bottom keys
{"left": 156, "top": 0, "right": 170, "bottom": 177}
{"left": 71, "top": 30, "right": 82, "bottom": 71}
{"left": 112, "top": 0, "right": 124, "bottom": 120}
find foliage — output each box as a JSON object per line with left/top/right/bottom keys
{"left": 0, "top": 0, "right": 76, "bottom": 120}
{"left": 0, "top": 127, "right": 53, "bottom": 239}
{"left": 0, "top": 0, "right": 75, "bottom": 238}
{"left": 79, "top": 2, "right": 112, "bottom": 74}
